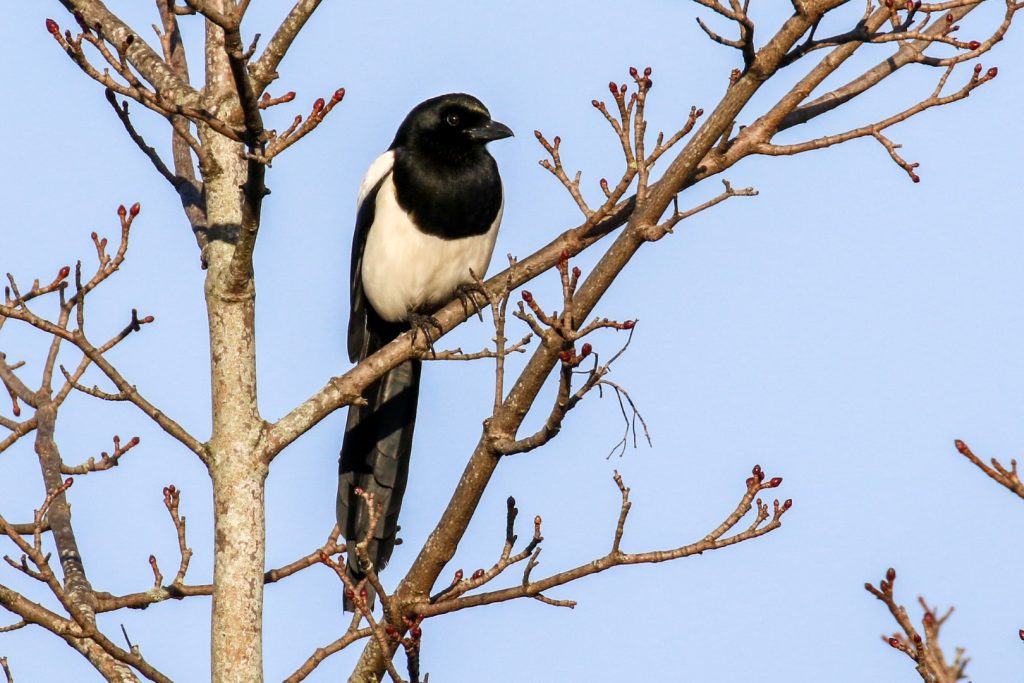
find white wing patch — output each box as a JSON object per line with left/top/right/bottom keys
{"left": 361, "top": 175, "right": 502, "bottom": 323}
{"left": 357, "top": 151, "right": 396, "bottom": 208}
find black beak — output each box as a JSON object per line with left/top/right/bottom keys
{"left": 466, "top": 119, "right": 514, "bottom": 143}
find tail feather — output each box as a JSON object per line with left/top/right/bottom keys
{"left": 338, "top": 352, "right": 421, "bottom": 611}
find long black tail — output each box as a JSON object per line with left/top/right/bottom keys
{"left": 337, "top": 350, "right": 421, "bottom": 611}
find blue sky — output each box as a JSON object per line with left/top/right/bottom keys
{"left": 2, "top": 2, "right": 1023, "bottom": 681}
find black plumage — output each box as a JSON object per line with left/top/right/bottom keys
{"left": 338, "top": 93, "right": 512, "bottom": 610}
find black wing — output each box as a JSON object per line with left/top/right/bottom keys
{"left": 347, "top": 170, "right": 388, "bottom": 363}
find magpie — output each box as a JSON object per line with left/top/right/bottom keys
{"left": 338, "top": 93, "right": 513, "bottom": 610}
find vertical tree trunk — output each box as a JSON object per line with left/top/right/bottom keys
{"left": 202, "top": 10, "right": 266, "bottom": 681}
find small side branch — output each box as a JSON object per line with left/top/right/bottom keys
{"left": 955, "top": 439, "right": 1024, "bottom": 500}
{"left": 415, "top": 467, "right": 791, "bottom": 617}
{"left": 657, "top": 179, "right": 758, "bottom": 237}
{"left": 865, "top": 568, "right": 969, "bottom": 682}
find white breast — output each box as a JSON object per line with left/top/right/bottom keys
{"left": 360, "top": 174, "right": 502, "bottom": 323}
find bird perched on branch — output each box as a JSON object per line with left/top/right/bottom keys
{"left": 338, "top": 93, "right": 513, "bottom": 610}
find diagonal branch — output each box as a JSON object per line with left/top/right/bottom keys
{"left": 415, "top": 468, "right": 790, "bottom": 617}
{"left": 250, "top": 0, "right": 325, "bottom": 92}
{"left": 954, "top": 439, "right": 1024, "bottom": 500}
{"left": 57, "top": 0, "right": 199, "bottom": 105}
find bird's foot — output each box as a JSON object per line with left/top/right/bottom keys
{"left": 408, "top": 312, "right": 444, "bottom": 357}
{"left": 454, "top": 281, "right": 489, "bottom": 321}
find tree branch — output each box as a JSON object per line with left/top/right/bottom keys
{"left": 954, "top": 439, "right": 1024, "bottom": 500}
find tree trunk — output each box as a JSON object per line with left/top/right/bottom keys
{"left": 202, "top": 10, "right": 267, "bottom": 681}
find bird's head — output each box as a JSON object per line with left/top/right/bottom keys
{"left": 390, "top": 93, "right": 513, "bottom": 162}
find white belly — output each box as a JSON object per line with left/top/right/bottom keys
{"left": 361, "top": 175, "right": 501, "bottom": 323}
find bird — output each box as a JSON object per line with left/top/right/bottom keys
{"left": 338, "top": 93, "right": 513, "bottom": 610}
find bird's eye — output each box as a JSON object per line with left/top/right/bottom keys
{"left": 445, "top": 112, "right": 460, "bottom": 127}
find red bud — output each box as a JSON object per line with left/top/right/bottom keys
{"left": 752, "top": 464, "right": 763, "bottom": 480}
{"left": 11, "top": 404, "right": 19, "bottom": 417}
{"left": 559, "top": 248, "right": 570, "bottom": 263}
{"left": 987, "top": 66, "right": 998, "bottom": 78}
{"left": 620, "top": 84, "right": 627, "bottom": 94}
{"left": 974, "top": 63, "right": 983, "bottom": 75}
{"left": 621, "top": 320, "right": 635, "bottom": 329}
{"left": 410, "top": 626, "right": 422, "bottom": 639}
{"left": 580, "top": 343, "right": 592, "bottom": 357}
{"left": 553, "top": 135, "right": 561, "bottom": 147}
{"left": 1019, "top": 629, "right": 1024, "bottom": 640}
{"left": 454, "top": 569, "right": 463, "bottom": 581}
{"left": 608, "top": 81, "right": 617, "bottom": 94}
{"left": 346, "top": 589, "right": 354, "bottom": 599}
{"left": 782, "top": 499, "right": 792, "bottom": 511}
{"left": 946, "top": 13, "right": 954, "bottom": 22}
{"left": 117, "top": 205, "right": 127, "bottom": 218}
{"left": 91, "top": 231, "right": 98, "bottom": 241}
{"left": 534, "top": 515, "right": 542, "bottom": 525}
{"left": 644, "top": 66, "right": 652, "bottom": 77}
{"left": 746, "top": 477, "right": 755, "bottom": 487}
{"left": 64, "top": 477, "right": 74, "bottom": 488}
{"left": 888, "top": 637, "right": 901, "bottom": 649}
{"left": 58, "top": 266, "right": 71, "bottom": 279}
{"left": 359, "top": 589, "right": 367, "bottom": 599}
{"left": 559, "top": 350, "right": 572, "bottom": 363}
{"left": 521, "top": 290, "right": 533, "bottom": 303}
{"left": 768, "top": 477, "right": 783, "bottom": 488}
{"left": 884, "top": 0, "right": 892, "bottom": 7}
{"left": 629, "top": 66, "right": 638, "bottom": 78}
{"left": 141, "top": 315, "right": 155, "bottom": 323}
{"left": 600, "top": 178, "right": 609, "bottom": 190}
{"left": 923, "top": 612, "right": 934, "bottom": 626}
{"left": 591, "top": 99, "right": 601, "bottom": 109}
{"left": 472, "top": 569, "right": 485, "bottom": 579}
{"left": 45, "top": 18, "right": 59, "bottom": 35}
{"left": 331, "top": 87, "right": 345, "bottom": 103}
{"left": 695, "top": 108, "right": 704, "bottom": 117}
{"left": 572, "top": 266, "right": 581, "bottom": 278}
{"left": 312, "top": 98, "right": 325, "bottom": 113}
{"left": 968, "top": 41, "right": 981, "bottom": 50}
{"left": 913, "top": 634, "right": 922, "bottom": 644}
{"left": 886, "top": 567, "right": 896, "bottom": 583}
{"left": 129, "top": 202, "right": 140, "bottom": 217}
{"left": 129, "top": 436, "right": 141, "bottom": 446}
{"left": 880, "top": 580, "right": 891, "bottom": 593}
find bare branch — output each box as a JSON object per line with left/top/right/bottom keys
{"left": 250, "top": 0, "right": 326, "bottom": 91}
{"left": 955, "top": 439, "right": 1024, "bottom": 500}
{"left": 414, "top": 468, "right": 791, "bottom": 617}
{"left": 54, "top": 2, "right": 199, "bottom": 105}
{"left": 60, "top": 434, "right": 140, "bottom": 475}
{"left": 865, "top": 568, "right": 969, "bottom": 682}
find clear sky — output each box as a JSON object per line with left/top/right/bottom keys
{"left": 2, "top": 2, "right": 1023, "bottom": 681}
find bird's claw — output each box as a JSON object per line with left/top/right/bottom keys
{"left": 408, "top": 312, "right": 443, "bottom": 357}
{"left": 455, "top": 282, "right": 488, "bottom": 321}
